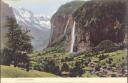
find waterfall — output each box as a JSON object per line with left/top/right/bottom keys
{"left": 64, "top": 19, "right": 70, "bottom": 35}
{"left": 70, "top": 21, "right": 76, "bottom": 53}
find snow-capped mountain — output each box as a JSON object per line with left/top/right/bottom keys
{"left": 13, "top": 8, "right": 51, "bottom": 51}
{"left": 13, "top": 8, "right": 51, "bottom": 30}
{"left": 1, "top": 1, "right": 51, "bottom": 51}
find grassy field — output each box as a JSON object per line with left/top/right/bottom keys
{"left": 1, "top": 65, "right": 57, "bottom": 78}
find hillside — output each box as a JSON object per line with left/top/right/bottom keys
{"left": 1, "top": 65, "right": 57, "bottom": 78}
{"left": 30, "top": 44, "right": 127, "bottom": 77}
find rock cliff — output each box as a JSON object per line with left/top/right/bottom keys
{"left": 50, "top": 0, "right": 127, "bottom": 53}
{"left": 71, "top": 0, "right": 126, "bottom": 52}
{"left": 50, "top": 1, "right": 85, "bottom": 46}
{"left": 0, "top": 1, "right": 15, "bottom": 49}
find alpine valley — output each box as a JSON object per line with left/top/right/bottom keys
{"left": 1, "top": 0, "right": 128, "bottom": 77}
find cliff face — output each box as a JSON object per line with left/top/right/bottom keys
{"left": 50, "top": 15, "right": 68, "bottom": 44}
{"left": 50, "top": 1, "right": 85, "bottom": 45}
{"left": 71, "top": 1, "right": 126, "bottom": 52}
{"left": 0, "top": 1, "right": 15, "bottom": 49}
{"left": 51, "top": 1, "right": 127, "bottom": 53}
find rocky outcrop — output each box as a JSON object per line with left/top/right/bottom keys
{"left": 50, "top": 0, "right": 127, "bottom": 53}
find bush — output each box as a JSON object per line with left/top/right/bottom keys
{"left": 69, "top": 62, "right": 84, "bottom": 77}
{"left": 99, "top": 54, "right": 108, "bottom": 60}
{"left": 95, "top": 65, "right": 101, "bottom": 71}
{"left": 37, "top": 58, "right": 61, "bottom": 75}
{"left": 61, "top": 63, "right": 70, "bottom": 72}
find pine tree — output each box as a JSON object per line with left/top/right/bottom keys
{"left": 5, "top": 17, "right": 33, "bottom": 68}
{"left": 0, "top": 48, "right": 12, "bottom": 66}
{"left": 61, "top": 63, "right": 69, "bottom": 72}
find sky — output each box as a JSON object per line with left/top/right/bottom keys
{"left": 4, "top": 0, "right": 88, "bottom": 17}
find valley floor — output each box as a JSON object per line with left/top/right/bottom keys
{"left": 1, "top": 49, "right": 127, "bottom": 78}
{"left": 1, "top": 65, "right": 57, "bottom": 78}
{"left": 30, "top": 47, "right": 128, "bottom": 77}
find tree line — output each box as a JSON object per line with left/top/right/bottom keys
{"left": 0, "top": 17, "right": 33, "bottom": 72}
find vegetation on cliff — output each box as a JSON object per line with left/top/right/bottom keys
{"left": 55, "top": 1, "right": 85, "bottom": 16}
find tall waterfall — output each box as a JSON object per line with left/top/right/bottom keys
{"left": 70, "top": 21, "right": 76, "bottom": 53}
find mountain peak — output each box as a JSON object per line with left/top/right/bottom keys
{"left": 11, "top": 7, "right": 51, "bottom": 50}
